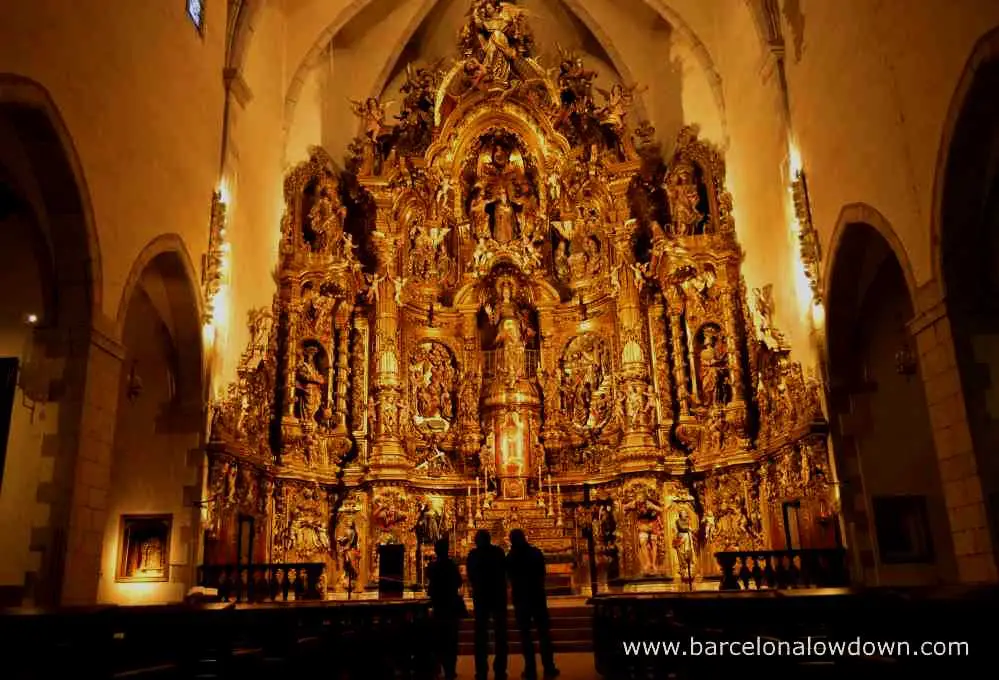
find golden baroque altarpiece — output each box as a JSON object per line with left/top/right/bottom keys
{"left": 204, "top": 0, "right": 838, "bottom": 595}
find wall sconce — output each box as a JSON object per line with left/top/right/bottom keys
{"left": 126, "top": 361, "right": 143, "bottom": 401}
{"left": 895, "top": 342, "right": 917, "bottom": 377}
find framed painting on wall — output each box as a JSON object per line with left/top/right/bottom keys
{"left": 116, "top": 514, "right": 172, "bottom": 582}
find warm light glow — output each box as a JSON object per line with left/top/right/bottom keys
{"left": 811, "top": 300, "right": 826, "bottom": 328}
{"left": 788, "top": 142, "right": 803, "bottom": 177}
{"left": 786, "top": 185, "right": 814, "bottom": 321}
{"left": 25, "top": 313, "right": 38, "bottom": 325}
{"left": 218, "top": 178, "right": 231, "bottom": 206}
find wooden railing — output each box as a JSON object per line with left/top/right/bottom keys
{"left": 197, "top": 563, "right": 326, "bottom": 602}
{"left": 1, "top": 599, "right": 435, "bottom": 679}
{"left": 714, "top": 549, "right": 849, "bottom": 590}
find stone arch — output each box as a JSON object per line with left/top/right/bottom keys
{"left": 0, "top": 74, "right": 103, "bottom": 606}
{"left": 931, "top": 25, "right": 999, "bottom": 574}
{"left": 97, "top": 240, "right": 207, "bottom": 604}
{"left": 0, "top": 73, "right": 102, "bottom": 318}
{"left": 824, "top": 202, "right": 919, "bottom": 308}
{"left": 824, "top": 217, "right": 957, "bottom": 586}
{"left": 930, "top": 26, "right": 999, "bottom": 290}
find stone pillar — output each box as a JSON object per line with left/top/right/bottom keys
{"left": 910, "top": 294, "right": 998, "bottom": 583}
{"left": 368, "top": 194, "right": 408, "bottom": 477}
{"left": 60, "top": 322, "right": 126, "bottom": 605}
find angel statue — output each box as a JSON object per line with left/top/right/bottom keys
{"left": 350, "top": 97, "right": 395, "bottom": 173}
{"left": 472, "top": 1, "right": 530, "bottom": 84}
{"left": 390, "top": 275, "right": 408, "bottom": 306}
{"left": 364, "top": 272, "right": 385, "bottom": 303}
{"left": 596, "top": 83, "right": 644, "bottom": 156}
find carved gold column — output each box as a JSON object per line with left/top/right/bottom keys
{"left": 665, "top": 287, "right": 691, "bottom": 419}
{"left": 721, "top": 278, "right": 749, "bottom": 446}
{"left": 333, "top": 304, "right": 351, "bottom": 435}
{"left": 350, "top": 314, "right": 370, "bottom": 465}
{"left": 647, "top": 292, "right": 674, "bottom": 446}
{"left": 366, "top": 187, "right": 409, "bottom": 477}
{"left": 537, "top": 305, "right": 563, "bottom": 454}
{"left": 611, "top": 216, "right": 657, "bottom": 466}
{"left": 459, "top": 308, "right": 482, "bottom": 460}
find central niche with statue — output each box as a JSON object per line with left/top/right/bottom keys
{"left": 203, "top": 0, "right": 836, "bottom": 597}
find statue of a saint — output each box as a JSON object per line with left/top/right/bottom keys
{"left": 623, "top": 486, "right": 663, "bottom": 575}
{"left": 673, "top": 509, "right": 696, "bottom": 583}
{"left": 485, "top": 280, "right": 527, "bottom": 385}
{"left": 492, "top": 189, "right": 517, "bottom": 243}
{"left": 665, "top": 161, "right": 703, "bottom": 236}
{"left": 296, "top": 346, "right": 325, "bottom": 425}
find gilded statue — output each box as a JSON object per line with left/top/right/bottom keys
{"left": 698, "top": 326, "right": 728, "bottom": 408}
{"left": 673, "top": 509, "right": 696, "bottom": 582}
{"left": 295, "top": 345, "right": 326, "bottom": 425}
{"left": 484, "top": 279, "right": 531, "bottom": 386}
{"left": 623, "top": 485, "right": 664, "bottom": 575}
{"left": 665, "top": 160, "right": 703, "bottom": 236}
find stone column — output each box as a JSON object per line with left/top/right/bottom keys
{"left": 368, "top": 194, "right": 408, "bottom": 477}
{"left": 60, "top": 322, "right": 126, "bottom": 605}
{"left": 909, "top": 294, "right": 998, "bottom": 583}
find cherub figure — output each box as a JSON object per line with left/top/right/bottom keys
{"left": 390, "top": 275, "right": 408, "bottom": 306}
{"left": 365, "top": 273, "right": 385, "bottom": 303}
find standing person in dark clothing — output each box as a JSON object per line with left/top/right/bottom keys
{"left": 466, "top": 529, "right": 509, "bottom": 680}
{"left": 427, "top": 538, "right": 464, "bottom": 680}
{"left": 506, "top": 529, "right": 560, "bottom": 680}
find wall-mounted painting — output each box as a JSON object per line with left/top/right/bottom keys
{"left": 116, "top": 514, "right": 172, "bottom": 582}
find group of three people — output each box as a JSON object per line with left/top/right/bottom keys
{"left": 426, "top": 528, "right": 561, "bottom": 680}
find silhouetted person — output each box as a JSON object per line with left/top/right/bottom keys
{"left": 466, "top": 529, "right": 509, "bottom": 680}
{"left": 427, "top": 538, "right": 463, "bottom": 680}
{"left": 507, "top": 529, "right": 559, "bottom": 679}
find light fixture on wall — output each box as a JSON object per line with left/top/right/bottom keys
{"left": 126, "top": 360, "right": 143, "bottom": 401}
{"left": 894, "top": 342, "right": 917, "bottom": 377}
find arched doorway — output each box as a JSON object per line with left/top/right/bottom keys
{"left": 826, "top": 218, "right": 956, "bottom": 585}
{"left": 938, "top": 30, "right": 999, "bottom": 570}
{"left": 97, "top": 241, "right": 205, "bottom": 604}
{"left": 0, "top": 77, "right": 99, "bottom": 606}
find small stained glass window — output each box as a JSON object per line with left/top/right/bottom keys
{"left": 187, "top": 0, "right": 205, "bottom": 32}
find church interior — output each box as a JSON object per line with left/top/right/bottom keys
{"left": 1, "top": 0, "right": 998, "bottom": 677}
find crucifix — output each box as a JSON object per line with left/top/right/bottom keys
{"left": 563, "top": 482, "right": 614, "bottom": 597}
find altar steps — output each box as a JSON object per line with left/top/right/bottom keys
{"left": 458, "top": 604, "right": 593, "bottom": 655}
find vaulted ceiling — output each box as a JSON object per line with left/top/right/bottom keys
{"left": 264, "top": 0, "right": 760, "bottom": 167}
